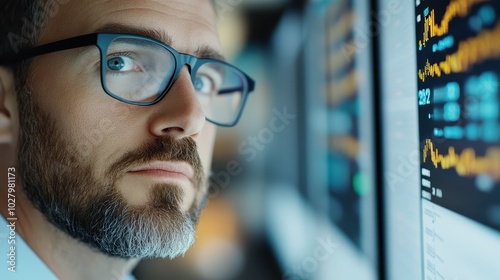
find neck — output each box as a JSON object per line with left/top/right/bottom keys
{"left": 0, "top": 164, "right": 138, "bottom": 280}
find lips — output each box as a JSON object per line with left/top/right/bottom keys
{"left": 128, "top": 161, "right": 194, "bottom": 180}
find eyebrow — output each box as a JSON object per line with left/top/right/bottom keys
{"left": 93, "top": 23, "right": 226, "bottom": 61}
{"left": 195, "top": 45, "right": 226, "bottom": 61}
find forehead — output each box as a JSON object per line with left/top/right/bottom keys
{"left": 39, "top": 0, "right": 221, "bottom": 53}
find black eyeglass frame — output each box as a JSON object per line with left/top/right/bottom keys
{"left": 0, "top": 33, "right": 255, "bottom": 127}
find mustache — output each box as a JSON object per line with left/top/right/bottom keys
{"left": 107, "top": 136, "right": 204, "bottom": 184}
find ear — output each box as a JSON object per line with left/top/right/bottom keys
{"left": 0, "top": 67, "right": 15, "bottom": 144}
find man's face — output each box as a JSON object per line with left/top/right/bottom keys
{"left": 14, "top": 0, "right": 220, "bottom": 258}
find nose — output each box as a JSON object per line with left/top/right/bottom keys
{"left": 148, "top": 68, "right": 206, "bottom": 139}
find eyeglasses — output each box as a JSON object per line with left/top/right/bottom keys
{"left": 0, "top": 33, "right": 255, "bottom": 127}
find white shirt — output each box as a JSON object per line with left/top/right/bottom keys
{"left": 0, "top": 216, "right": 137, "bottom": 280}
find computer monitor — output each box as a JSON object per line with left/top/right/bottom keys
{"left": 379, "top": 0, "right": 500, "bottom": 279}
{"left": 303, "top": 0, "right": 379, "bottom": 278}
{"left": 319, "top": 0, "right": 378, "bottom": 257}
{"left": 266, "top": 0, "right": 379, "bottom": 279}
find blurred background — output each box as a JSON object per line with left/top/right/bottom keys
{"left": 134, "top": 0, "right": 500, "bottom": 279}
{"left": 136, "top": 1, "right": 379, "bottom": 279}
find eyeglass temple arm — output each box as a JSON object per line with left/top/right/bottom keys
{"left": 218, "top": 87, "right": 244, "bottom": 94}
{"left": 218, "top": 83, "right": 255, "bottom": 95}
{"left": 217, "top": 74, "right": 255, "bottom": 95}
{"left": 0, "top": 33, "right": 98, "bottom": 65}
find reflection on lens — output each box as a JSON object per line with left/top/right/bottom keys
{"left": 101, "top": 36, "right": 251, "bottom": 126}
{"left": 196, "top": 62, "right": 248, "bottom": 125}
{"left": 104, "top": 37, "right": 176, "bottom": 103}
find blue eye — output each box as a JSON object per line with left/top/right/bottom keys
{"left": 194, "top": 75, "right": 216, "bottom": 95}
{"left": 107, "top": 56, "right": 137, "bottom": 72}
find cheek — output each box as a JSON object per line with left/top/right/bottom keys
{"left": 60, "top": 100, "right": 146, "bottom": 175}
{"left": 29, "top": 56, "right": 138, "bottom": 168}
{"left": 29, "top": 48, "right": 106, "bottom": 114}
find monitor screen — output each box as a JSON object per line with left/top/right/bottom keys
{"left": 267, "top": 0, "right": 379, "bottom": 278}
{"left": 303, "top": 0, "right": 379, "bottom": 277}
{"left": 323, "top": 0, "right": 377, "bottom": 254}
{"left": 380, "top": 0, "right": 500, "bottom": 279}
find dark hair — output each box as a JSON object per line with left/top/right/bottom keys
{"left": 0, "top": 0, "right": 52, "bottom": 91}
{"left": 2, "top": 0, "right": 52, "bottom": 54}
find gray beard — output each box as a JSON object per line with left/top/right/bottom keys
{"left": 16, "top": 86, "right": 207, "bottom": 259}
{"left": 64, "top": 185, "right": 200, "bottom": 259}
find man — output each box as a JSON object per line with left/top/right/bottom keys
{"left": 0, "top": 0, "right": 254, "bottom": 279}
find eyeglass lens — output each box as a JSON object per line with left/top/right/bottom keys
{"left": 104, "top": 36, "right": 247, "bottom": 125}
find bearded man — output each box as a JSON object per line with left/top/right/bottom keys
{"left": 0, "top": 1, "right": 254, "bottom": 279}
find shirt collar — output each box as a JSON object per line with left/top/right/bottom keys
{"left": 0, "top": 215, "right": 137, "bottom": 280}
